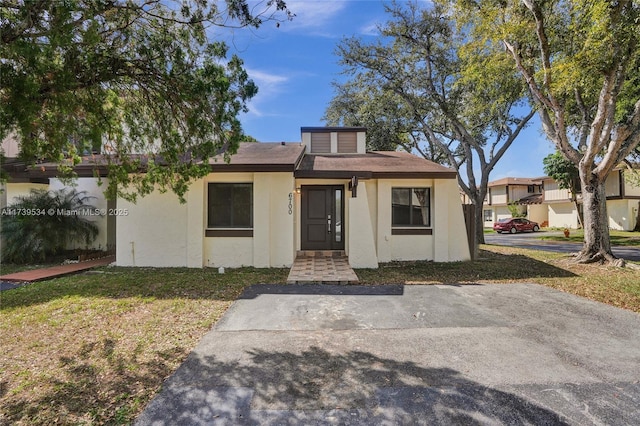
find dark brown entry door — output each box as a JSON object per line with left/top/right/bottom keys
{"left": 301, "top": 185, "right": 344, "bottom": 250}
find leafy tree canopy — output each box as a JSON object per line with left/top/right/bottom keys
{"left": 458, "top": 0, "right": 640, "bottom": 264}
{"left": 542, "top": 151, "right": 579, "bottom": 193}
{"left": 325, "top": 1, "right": 535, "bottom": 251}
{"left": 0, "top": 0, "right": 292, "bottom": 201}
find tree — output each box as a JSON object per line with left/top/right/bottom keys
{"left": 0, "top": 0, "right": 292, "bottom": 201}
{"left": 326, "top": 1, "right": 534, "bottom": 255}
{"left": 543, "top": 151, "right": 583, "bottom": 227}
{"left": 323, "top": 78, "right": 446, "bottom": 158}
{"left": 1, "top": 188, "right": 99, "bottom": 263}
{"left": 462, "top": 0, "right": 640, "bottom": 264}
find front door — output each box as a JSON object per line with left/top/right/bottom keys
{"left": 301, "top": 185, "right": 344, "bottom": 250}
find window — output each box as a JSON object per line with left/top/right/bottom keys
{"left": 484, "top": 209, "right": 493, "bottom": 222}
{"left": 310, "top": 132, "right": 331, "bottom": 153}
{"left": 527, "top": 185, "right": 535, "bottom": 193}
{"left": 337, "top": 132, "right": 357, "bottom": 153}
{"left": 207, "top": 183, "right": 253, "bottom": 228}
{"left": 392, "top": 188, "right": 430, "bottom": 227}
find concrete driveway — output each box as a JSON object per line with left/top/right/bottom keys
{"left": 136, "top": 283, "right": 640, "bottom": 425}
{"left": 485, "top": 231, "right": 640, "bottom": 261}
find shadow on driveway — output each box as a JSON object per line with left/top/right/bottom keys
{"left": 136, "top": 346, "right": 569, "bottom": 425}
{"left": 136, "top": 284, "right": 640, "bottom": 425}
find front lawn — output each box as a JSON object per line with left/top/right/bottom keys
{"left": 539, "top": 229, "right": 640, "bottom": 246}
{"left": 1, "top": 246, "right": 639, "bottom": 425}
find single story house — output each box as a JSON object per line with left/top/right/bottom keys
{"left": 2, "top": 127, "right": 471, "bottom": 268}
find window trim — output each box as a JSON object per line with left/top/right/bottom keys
{"left": 206, "top": 182, "right": 254, "bottom": 234}
{"left": 391, "top": 187, "right": 432, "bottom": 230}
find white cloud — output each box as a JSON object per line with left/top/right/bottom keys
{"left": 245, "top": 68, "right": 289, "bottom": 117}
{"left": 278, "top": 0, "right": 348, "bottom": 35}
{"left": 248, "top": 68, "right": 288, "bottom": 86}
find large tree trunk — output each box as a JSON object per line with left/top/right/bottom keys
{"left": 575, "top": 170, "right": 624, "bottom": 266}
{"left": 472, "top": 195, "right": 485, "bottom": 246}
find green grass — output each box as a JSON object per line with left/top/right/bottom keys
{"left": 1, "top": 248, "right": 639, "bottom": 425}
{"left": 539, "top": 230, "right": 640, "bottom": 246}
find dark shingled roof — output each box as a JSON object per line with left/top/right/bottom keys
{"left": 2, "top": 143, "right": 456, "bottom": 180}
{"left": 209, "top": 142, "right": 305, "bottom": 172}
{"left": 295, "top": 151, "right": 457, "bottom": 179}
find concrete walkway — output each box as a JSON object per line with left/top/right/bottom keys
{"left": 0, "top": 255, "right": 115, "bottom": 283}
{"left": 135, "top": 283, "right": 640, "bottom": 425}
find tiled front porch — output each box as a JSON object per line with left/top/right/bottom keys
{"left": 287, "top": 251, "right": 359, "bottom": 284}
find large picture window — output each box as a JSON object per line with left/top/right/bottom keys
{"left": 392, "top": 188, "right": 431, "bottom": 227}
{"left": 208, "top": 183, "right": 253, "bottom": 228}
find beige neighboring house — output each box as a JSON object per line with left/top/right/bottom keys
{"left": 480, "top": 171, "right": 640, "bottom": 231}
{"left": 2, "top": 127, "right": 471, "bottom": 268}
{"left": 481, "top": 177, "right": 544, "bottom": 228}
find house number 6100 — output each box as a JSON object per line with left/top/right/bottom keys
{"left": 288, "top": 193, "right": 293, "bottom": 215}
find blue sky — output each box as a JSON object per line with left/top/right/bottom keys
{"left": 217, "top": 0, "right": 556, "bottom": 180}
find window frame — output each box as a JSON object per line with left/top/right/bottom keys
{"left": 206, "top": 183, "right": 254, "bottom": 236}
{"left": 391, "top": 187, "right": 432, "bottom": 233}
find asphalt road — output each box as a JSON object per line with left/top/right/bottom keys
{"left": 136, "top": 283, "right": 640, "bottom": 425}
{"left": 484, "top": 230, "right": 640, "bottom": 261}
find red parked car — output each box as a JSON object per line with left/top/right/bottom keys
{"left": 493, "top": 218, "right": 540, "bottom": 234}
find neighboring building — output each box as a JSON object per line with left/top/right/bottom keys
{"left": 602, "top": 168, "right": 640, "bottom": 231}
{"left": 482, "top": 177, "right": 543, "bottom": 228}
{"left": 482, "top": 171, "right": 640, "bottom": 231}
{"left": 536, "top": 176, "right": 579, "bottom": 229}
{"left": 2, "top": 127, "right": 471, "bottom": 268}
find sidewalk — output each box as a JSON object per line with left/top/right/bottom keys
{"left": 0, "top": 255, "right": 115, "bottom": 283}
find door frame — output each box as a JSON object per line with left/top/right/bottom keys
{"left": 300, "top": 185, "right": 345, "bottom": 251}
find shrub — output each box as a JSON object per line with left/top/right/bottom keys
{"left": 507, "top": 202, "right": 527, "bottom": 218}
{"left": 1, "top": 188, "right": 99, "bottom": 263}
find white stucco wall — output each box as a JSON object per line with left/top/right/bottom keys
{"left": 527, "top": 204, "right": 548, "bottom": 226}
{"left": 117, "top": 172, "right": 295, "bottom": 268}
{"left": 435, "top": 179, "right": 471, "bottom": 262}
{"left": 117, "top": 188, "right": 190, "bottom": 267}
{"left": 347, "top": 181, "right": 378, "bottom": 268}
{"left": 607, "top": 199, "right": 636, "bottom": 231}
{"left": 254, "top": 172, "right": 295, "bottom": 267}
{"left": 548, "top": 202, "right": 580, "bottom": 229}
{"left": 205, "top": 237, "right": 253, "bottom": 267}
